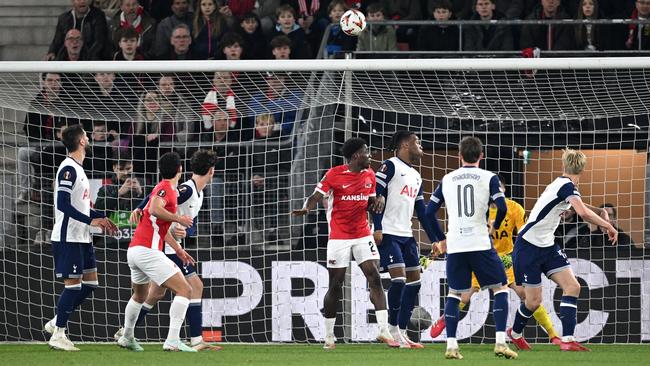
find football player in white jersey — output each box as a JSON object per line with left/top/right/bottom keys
{"left": 508, "top": 149, "right": 617, "bottom": 352}
{"left": 373, "top": 131, "right": 437, "bottom": 348}
{"left": 115, "top": 149, "right": 221, "bottom": 351}
{"left": 426, "top": 136, "right": 517, "bottom": 360}
{"left": 44, "top": 124, "right": 118, "bottom": 351}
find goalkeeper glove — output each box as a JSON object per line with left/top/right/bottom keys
{"left": 500, "top": 254, "right": 513, "bottom": 269}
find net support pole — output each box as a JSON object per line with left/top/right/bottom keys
{"left": 342, "top": 52, "right": 353, "bottom": 343}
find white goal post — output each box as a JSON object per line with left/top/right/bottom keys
{"left": 0, "top": 58, "right": 648, "bottom": 344}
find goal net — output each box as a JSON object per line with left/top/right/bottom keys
{"left": 0, "top": 59, "right": 648, "bottom": 344}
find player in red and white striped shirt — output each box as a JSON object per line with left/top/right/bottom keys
{"left": 118, "top": 152, "right": 196, "bottom": 352}
{"left": 292, "top": 138, "right": 398, "bottom": 349}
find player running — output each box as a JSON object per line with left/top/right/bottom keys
{"left": 44, "top": 124, "right": 118, "bottom": 351}
{"left": 429, "top": 175, "right": 560, "bottom": 345}
{"left": 508, "top": 148, "right": 617, "bottom": 352}
{"left": 114, "top": 149, "right": 221, "bottom": 351}
{"left": 373, "top": 131, "right": 437, "bottom": 348}
{"left": 427, "top": 136, "right": 518, "bottom": 360}
{"left": 292, "top": 137, "right": 398, "bottom": 350}
{"left": 117, "top": 152, "right": 197, "bottom": 352}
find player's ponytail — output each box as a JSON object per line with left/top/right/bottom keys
{"left": 562, "top": 148, "right": 587, "bottom": 175}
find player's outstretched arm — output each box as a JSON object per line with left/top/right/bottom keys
{"left": 164, "top": 231, "right": 195, "bottom": 266}
{"left": 291, "top": 191, "right": 324, "bottom": 216}
{"left": 570, "top": 196, "right": 618, "bottom": 244}
{"left": 149, "top": 196, "right": 193, "bottom": 227}
{"left": 425, "top": 184, "right": 446, "bottom": 244}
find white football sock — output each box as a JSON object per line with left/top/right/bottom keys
{"left": 496, "top": 331, "right": 506, "bottom": 344}
{"left": 375, "top": 310, "right": 389, "bottom": 330}
{"left": 325, "top": 317, "right": 336, "bottom": 337}
{"left": 123, "top": 298, "right": 143, "bottom": 339}
{"left": 167, "top": 296, "right": 189, "bottom": 342}
{"left": 447, "top": 337, "right": 458, "bottom": 350}
{"left": 191, "top": 336, "right": 203, "bottom": 345}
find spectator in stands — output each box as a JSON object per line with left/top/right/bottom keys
{"left": 139, "top": 0, "right": 173, "bottom": 21}
{"left": 271, "top": 4, "right": 312, "bottom": 58}
{"left": 248, "top": 72, "right": 302, "bottom": 136}
{"left": 131, "top": 90, "right": 163, "bottom": 180}
{"left": 555, "top": 206, "right": 590, "bottom": 250}
{"left": 237, "top": 12, "right": 267, "bottom": 59}
{"left": 109, "top": 0, "right": 157, "bottom": 57}
{"left": 47, "top": 0, "right": 109, "bottom": 60}
{"left": 626, "top": 0, "right": 650, "bottom": 50}
{"left": 227, "top": 0, "right": 257, "bottom": 19}
{"left": 581, "top": 203, "right": 640, "bottom": 249}
{"left": 192, "top": 0, "right": 229, "bottom": 59}
{"left": 94, "top": 154, "right": 146, "bottom": 234}
{"left": 17, "top": 73, "right": 66, "bottom": 203}
{"left": 380, "top": 0, "right": 421, "bottom": 48}
{"left": 156, "top": 75, "right": 195, "bottom": 142}
{"left": 493, "top": 0, "right": 538, "bottom": 19}
{"left": 112, "top": 27, "right": 147, "bottom": 60}
{"left": 356, "top": 2, "right": 397, "bottom": 52}
{"left": 270, "top": 35, "right": 292, "bottom": 59}
{"left": 464, "top": 0, "right": 514, "bottom": 51}
{"left": 55, "top": 29, "right": 91, "bottom": 61}
{"left": 250, "top": 113, "right": 290, "bottom": 244}
{"left": 201, "top": 74, "right": 239, "bottom": 138}
{"left": 417, "top": 0, "right": 459, "bottom": 51}
{"left": 162, "top": 23, "right": 196, "bottom": 59}
{"left": 203, "top": 108, "right": 231, "bottom": 144}
{"left": 220, "top": 32, "right": 244, "bottom": 60}
{"left": 151, "top": 0, "right": 193, "bottom": 58}
{"left": 425, "top": 0, "right": 473, "bottom": 20}
{"left": 520, "top": 0, "right": 576, "bottom": 50}
{"left": 84, "top": 121, "right": 114, "bottom": 173}
{"left": 284, "top": 0, "right": 327, "bottom": 55}
{"left": 575, "top": 0, "right": 600, "bottom": 50}
{"left": 254, "top": 0, "right": 282, "bottom": 34}
{"left": 200, "top": 109, "right": 240, "bottom": 237}
{"left": 324, "top": 1, "right": 356, "bottom": 57}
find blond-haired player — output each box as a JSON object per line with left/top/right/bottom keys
{"left": 508, "top": 149, "right": 617, "bottom": 352}
{"left": 429, "top": 175, "right": 560, "bottom": 344}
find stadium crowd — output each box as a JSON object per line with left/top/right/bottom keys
{"left": 15, "top": 0, "right": 650, "bottom": 248}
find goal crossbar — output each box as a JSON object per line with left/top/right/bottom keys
{"left": 0, "top": 57, "right": 649, "bottom": 73}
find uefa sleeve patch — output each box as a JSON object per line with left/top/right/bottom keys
{"left": 379, "top": 164, "right": 387, "bottom": 172}
{"left": 179, "top": 186, "right": 187, "bottom": 193}
{"left": 157, "top": 190, "right": 166, "bottom": 197}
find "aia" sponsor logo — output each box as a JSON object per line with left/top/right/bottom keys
{"left": 399, "top": 185, "right": 418, "bottom": 198}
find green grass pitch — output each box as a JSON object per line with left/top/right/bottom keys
{"left": 2, "top": 344, "right": 650, "bottom": 366}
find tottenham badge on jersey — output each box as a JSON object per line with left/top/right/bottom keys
{"left": 157, "top": 189, "right": 166, "bottom": 197}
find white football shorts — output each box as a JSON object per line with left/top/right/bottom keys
{"left": 127, "top": 245, "right": 181, "bottom": 286}
{"left": 327, "top": 235, "right": 379, "bottom": 268}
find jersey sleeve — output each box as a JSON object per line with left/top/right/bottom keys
{"left": 56, "top": 166, "right": 77, "bottom": 194}
{"left": 177, "top": 184, "right": 194, "bottom": 204}
{"left": 154, "top": 185, "right": 174, "bottom": 206}
{"left": 416, "top": 184, "right": 424, "bottom": 202}
{"left": 558, "top": 181, "right": 580, "bottom": 203}
{"left": 315, "top": 169, "right": 333, "bottom": 195}
{"left": 369, "top": 173, "right": 376, "bottom": 197}
{"left": 375, "top": 160, "right": 395, "bottom": 197}
{"left": 489, "top": 175, "right": 505, "bottom": 202}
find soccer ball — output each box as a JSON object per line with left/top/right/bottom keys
{"left": 340, "top": 9, "right": 366, "bottom": 36}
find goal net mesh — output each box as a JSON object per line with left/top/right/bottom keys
{"left": 0, "top": 60, "right": 648, "bottom": 344}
